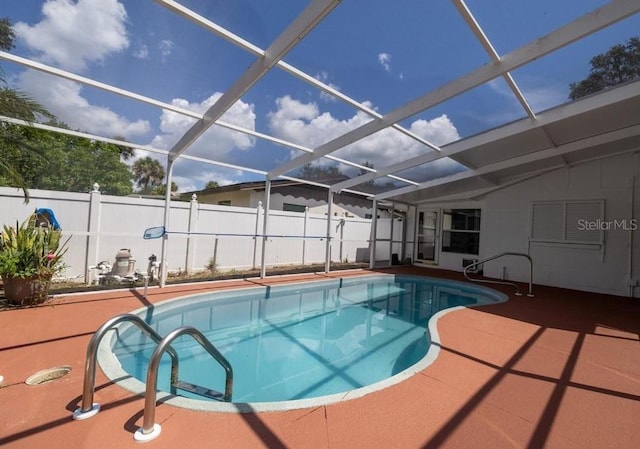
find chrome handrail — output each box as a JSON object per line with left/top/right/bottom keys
{"left": 136, "top": 326, "right": 233, "bottom": 442}
{"left": 463, "top": 252, "right": 534, "bottom": 297}
{"left": 72, "top": 314, "right": 179, "bottom": 420}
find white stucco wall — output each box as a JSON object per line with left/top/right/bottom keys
{"left": 425, "top": 152, "right": 640, "bottom": 297}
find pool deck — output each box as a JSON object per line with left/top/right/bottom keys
{"left": 0, "top": 266, "right": 638, "bottom": 449}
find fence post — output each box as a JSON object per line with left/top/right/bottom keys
{"left": 302, "top": 206, "right": 309, "bottom": 265}
{"left": 185, "top": 194, "right": 198, "bottom": 274}
{"left": 339, "top": 213, "right": 345, "bottom": 263}
{"left": 325, "top": 191, "right": 333, "bottom": 273}
{"left": 252, "top": 201, "right": 262, "bottom": 269}
{"left": 369, "top": 199, "right": 377, "bottom": 269}
{"left": 84, "top": 183, "right": 102, "bottom": 284}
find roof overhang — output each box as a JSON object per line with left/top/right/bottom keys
{"left": 377, "top": 79, "right": 640, "bottom": 204}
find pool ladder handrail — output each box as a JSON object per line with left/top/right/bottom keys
{"left": 463, "top": 252, "right": 534, "bottom": 297}
{"left": 72, "top": 314, "right": 179, "bottom": 420}
{"left": 135, "top": 326, "right": 234, "bottom": 443}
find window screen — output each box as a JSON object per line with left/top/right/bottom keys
{"left": 442, "top": 209, "right": 481, "bottom": 255}
{"left": 531, "top": 200, "right": 603, "bottom": 244}
{"left": 283, "top": 203, "right": 306, "bottom": 213}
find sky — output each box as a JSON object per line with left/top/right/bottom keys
{"left": 2, "top": 0, "right": 639, "bottom": 193}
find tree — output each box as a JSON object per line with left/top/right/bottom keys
{"left": 0, "top": 17, "right": 14, "bottom": 53}
{"left": 156, "top": 181, "right": 178, "bottom": 196}
{"left": 297, "top": 162, "right": 343, "bottom": 181}
{"left": 112, "top": 135, "right": 136, "bottom": 161}
{"left": 132, "top": 157, "right": 165, "bottom": 193}
{"left": 0, "top": 17, "right": 55, "bottom": 202}
{"left": 204, "top": 180, "right": 219, "bottom": 190}
{"left": 569, "top": 36, "right": 640, "bottom": 100}
{"left": 0, "top": 125, "right": 134, "bottom": 195}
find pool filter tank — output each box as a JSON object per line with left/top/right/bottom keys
{"left": 114, "top": 249, "right": 134, "bottom": 277}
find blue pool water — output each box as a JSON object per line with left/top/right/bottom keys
{"left": 110, "top": 275, "right": 505, "bottom": 404}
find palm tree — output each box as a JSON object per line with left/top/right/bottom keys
{"left": 0, "top": 17, "right": 54, "bottom": 203}
{"left": 132, "top": 156, "right": 165, "bottom": 193}
{"left": 112, "top": 135, "right": 136, "bottom": 161}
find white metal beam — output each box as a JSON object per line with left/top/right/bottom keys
{"left": 155, "top": 1, "right": 441, "bottom": 181}
{"left": 376, "top": 123, "right": 640, "bottom": 200}
{"left": 269, "top": 0, "right": 640, "bottom": 179}
{"left": 332, "top": 78, "right": 640, "bottom": 193}
{"left": 0, "top": 114, "right": 377, "bottom": 198}
{"left": 451, "top": 0, "right": 536, "bottom": 119}
{"left": 167, "top": 0, "right": 342, "bottom": 162}
{"left": 156, "top": 1, "right": 446, "bottom": 155}
{"left": 0, "top": 51, "right": 406, "bottom": 179}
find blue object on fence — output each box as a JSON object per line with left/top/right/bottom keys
{"left": 143, "top": 226, "right": 166, "bottom": 239}
{"left": 35, "top": 208, "right": 61, "bottom": 230}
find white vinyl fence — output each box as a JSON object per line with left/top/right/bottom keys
{"left": 0, "top": 186, "right": 403, "bottom": 282}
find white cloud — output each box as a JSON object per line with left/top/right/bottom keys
{"left": 268, "top": 95, "right": 372, "bottom": 150}
{"left": 18, "top": 70, "right": 150, "bottom": 139}
{"left": 378, "top": 53, "right": 392, "bottom": 72}
{"left": 315, "top": 71, "right": 341, "bottom": 103}
{"left": 14, "top": 0, "right": 129, "bottom": 72}
{"left": 150, "top": 93, "right": 256, "bottom": 156}
{"left": 267, "top": 95, "right": 462, "bottom": 178}
{"left": 133, "top": 44, "right": 149, "bottom": 59}
{"left": 172, "top": 163, "right": 244, "bottom": 192}
{"left": 12, "top": 0, "right": 145, "bottom": 139}
{"left": 159, "top": 40, "right": 174, "bottom": 61}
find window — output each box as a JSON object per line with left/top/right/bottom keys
{"left": 283, "top": 203, "right": 306, "bottom": 213}
{"left": 217, "top": 200, "right": 231, "bottom": 206}
{"left": 531, "top": 200, "right": 603, "bottom": 244}
{"left": 442, "top": 209, "right": 481, "bottom": 255}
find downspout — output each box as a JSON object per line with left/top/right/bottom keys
{"left": 260, "top": 178, "right": 272, "bottom": 279}
{"left": 159, "top": 157, "right": 174, "bottom": 288}
{"left": 325, "top": 190, "right": 334, "bottom": 273}
{"left": 629, "top": 173, "right": 636, "bottom": 297}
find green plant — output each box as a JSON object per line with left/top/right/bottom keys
{"left": 0, "top": 214, "right": 69, "bottom": 280}
{"left": 206, "top": 257, "right": 218, "bottom": 274}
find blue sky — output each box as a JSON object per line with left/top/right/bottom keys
{"left": 2, "top": 0, "right": 639, "bottom": 192}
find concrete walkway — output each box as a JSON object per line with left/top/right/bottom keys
{"left": 0, "top": 267, "right": 638, "bottom": 449}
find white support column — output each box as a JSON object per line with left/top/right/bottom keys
{"left": 389, "top": 202, "right": 397, "bottom": 267}
{"left": 85, "top": 183, "right": 101, "bottom": 284}
{"left": 324, "top": 191, "right": 334, "bottom": 273}
{"left": 302, "top": 206, "right": 309, "bottom": 265}
{"left": 369, "top": 199, "right": 378, "bottom": 269}
{"left": 260, "top": 179, "right": 272, "bottom": 279}
{"left": 339, "top": 213, "right": 345, "bottom": 263}
{"left": 159, "top": 157, "right": 175, "bottom": 288}
{"left": 412, "top": 205, "right": 419, "bottom": 264}
{"left": 185, "top": 194, "right": 198, "bottom": 274}
{"left": 252, "top": 201, "right": 262, "bottom": 269}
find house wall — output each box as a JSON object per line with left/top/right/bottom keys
{"left": 197, "top": 187, "right": 376, "bottom": 218}
{"left": 197, "top": 190, "right": 252, "bottom": 207}
{"left": 425, "top": 152, "right": 640, "bottom": 297}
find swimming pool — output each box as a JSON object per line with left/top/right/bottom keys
{"left": 98, "top": 274, "right": 507, "bottom": 412}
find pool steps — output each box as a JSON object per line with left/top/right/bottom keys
{"left": 73, "top": 314, "right": 233, "bottom": 443}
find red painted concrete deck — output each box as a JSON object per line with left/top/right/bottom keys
{"left": 0, "top": 267, "right": 638, "bottom": 449}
